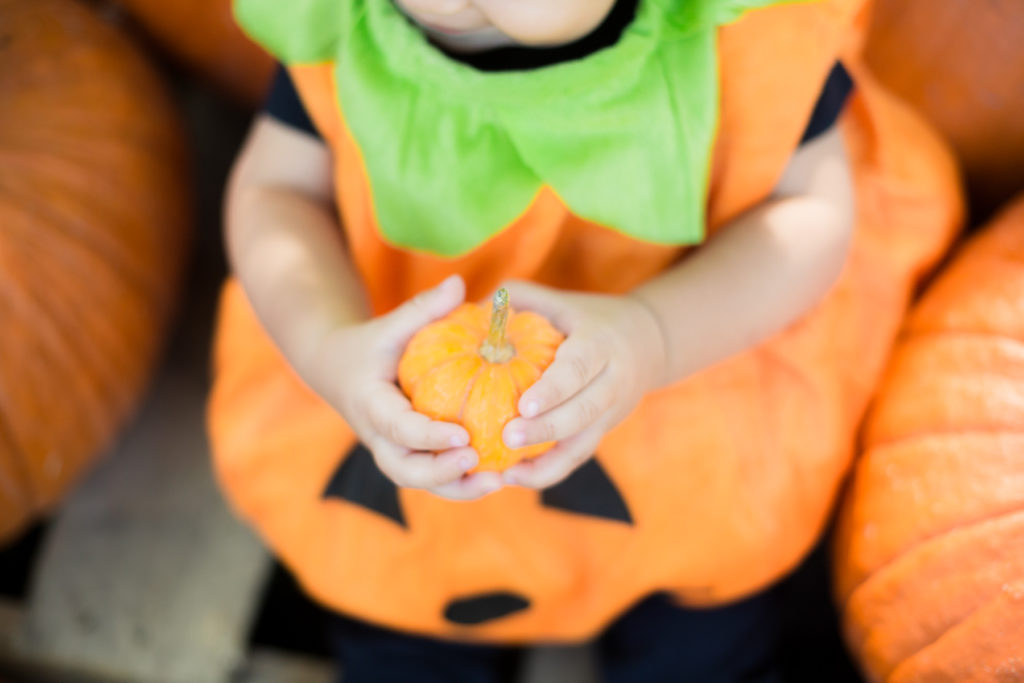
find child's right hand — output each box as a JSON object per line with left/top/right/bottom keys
{"left": 315, "top": 275, "right": 505, "bottom": 500}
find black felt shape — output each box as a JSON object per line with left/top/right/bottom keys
{"left": 322, "top": 444, "right": 406, "bottom": 528}
{"left": 444, "top": 592, "right": 531, "bottom": 625}
{"left": 541, "top": 458, "right": 633, "bottom": 524}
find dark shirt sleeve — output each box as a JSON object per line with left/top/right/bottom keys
{"left": 263, "top": 65, "right": 322, "bottom": 140}
{"left": 799, "top": 62, "right": 855, "bottom": 145}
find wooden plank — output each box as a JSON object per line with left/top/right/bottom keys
{"left": 11, "top": 313, "right": 270, "bottom": 682}
{"left": 235, "top": 644, "right": 592, "bottom": 683}
{"left": 0, "top": 599, "right": 110, "bottom": 683}
{"left": 0, "top": 598, "right": 22, "bottom": 657}
{"left": 518, "top": 645, "right": 597, "bottom": 683}
{"left": 237, "top": 649, "right": 335, "bottom": 683}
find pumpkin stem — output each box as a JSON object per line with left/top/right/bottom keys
{"left": 479, "top": 288, "right": 515, "bottom": 363}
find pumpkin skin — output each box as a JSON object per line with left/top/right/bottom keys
{"left": 0, "top": 0, "right": 190, "bottom": 544}
{"left": 833, "top": 195, "right": 1024, "bottom": 682}
{"left": 398, "top": 292, "right": 564, "bottom": 472}
{"left": 111, "top": 0, "right": 274, "bottom": 104}
{"left": 864, "top": 0, "right": 1024, "bottom": 218}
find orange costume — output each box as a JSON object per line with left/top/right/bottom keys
{"left": 210, "top": 0, "right": 963, "bottom": 641}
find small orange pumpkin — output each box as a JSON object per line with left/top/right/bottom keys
{"left": 398, "top": 289, "right": 564, "bottom": 471}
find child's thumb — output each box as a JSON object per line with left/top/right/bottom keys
{"left": 383, "top": 274, "right": 465, "bottom": 344}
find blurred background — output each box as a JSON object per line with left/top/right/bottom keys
{"left": 1, "top": 0, "right": 1022, "bottom": 681}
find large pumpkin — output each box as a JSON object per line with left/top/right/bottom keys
{"left": 398, "top": 289, "right": 564, "bottom": 472}
{"left": 863, "top": 0, "right": 1024, "bottom": 217}
{"left": 833, "top": 195, "right": 1024, "bottom": 681}
{"left": 109, "top": 0, "right": 274, "bottom": 104}
{"left": 0, "top": 0, "right": 191, "bottom": 545}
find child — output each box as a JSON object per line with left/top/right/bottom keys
{"left": 210, "top": 0, "right": 962, "bottom": 680}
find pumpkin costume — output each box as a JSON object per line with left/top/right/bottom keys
{"left": 209, "top": 0, "right": 963, "bottom": 642}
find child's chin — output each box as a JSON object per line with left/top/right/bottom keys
{"left": 426, "top": 26, "right": 518, "bottom": 53}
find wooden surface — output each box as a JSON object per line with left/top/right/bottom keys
{"left": 2, "top": 599, "right": 339, "bottom": 683}
{"left": 10, "top": 335, "right": 270, "bottom": 682}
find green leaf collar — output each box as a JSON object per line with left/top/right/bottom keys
{"left": 236, "top": 0, "right": 803, "bottom": 256}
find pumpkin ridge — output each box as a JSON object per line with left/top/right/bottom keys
{"left": 876, "top": 595, "right": 991, "bottom": 680}
{"left": 455, "top": 359, "right": 486, "bottom": 424}
{"left": 0, "top": 267, "right": 119, "bottom": 418}
{"left": 841, "top": 485, "right": 1024, "bottom": 605}
{"left": 20, "top": 292, "right": 125, "bottom": 433}
{"left": 0, "top": 388, "right": 33, "bottom": 503}
{"left": 0, "top": 160, "right": 171, "bottom": 299}
{"left": 904, "top": 327, "right": 1024, "bottom": 350}
{"left": 886, "top": 588, "right": 1020, "bottom": 682}
{"left": 404, "top": 350, "right": 478, "bottom": 398}
{"left": 508, "top": 342, "right": 559, "bottom": 368}
{"left": 867, "top": 425, "right": 1024, "bottom": 456}
{"left": 844, "top": 509, "right": 1024, "bottom": 674}
{"left": 8, "top": 239, "right": 148, "bottom": 411}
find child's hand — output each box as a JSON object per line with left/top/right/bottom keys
{"left": 499, "top": 281, "right": 668, "bottom": 489}
{"left": 318, "top": 276, "right": 504, "bottom": 500}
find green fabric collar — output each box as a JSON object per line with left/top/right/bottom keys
{"left": 236, "top": 0, "right": 802, "bottom": 256}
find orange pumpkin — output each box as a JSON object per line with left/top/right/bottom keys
{"left": 0, "top": 0, "right": 190, "bottom": 545}
{"left": 833, "top": 195, "right": 1024, "bottom": 682}
{"left": 110, "top": 0, "right": 274, "bottom": 104}
{"left": 864, "top": 0, "right": 1024, "bottom": 217}
{"left": 398, "top": 289, "right": 564, "bottom": 471}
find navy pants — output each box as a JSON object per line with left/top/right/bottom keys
{"left": 328, "top": 588, "right": 784, "bottom": 683}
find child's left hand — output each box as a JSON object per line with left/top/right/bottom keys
{"left": 499, "top": 281, "right": 668, "bottom": 489}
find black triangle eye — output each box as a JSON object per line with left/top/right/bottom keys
{"left": 323, "top": 444, "right": 407, "bottom": 528}
{"left": 540, "top": 458, "right": 633, "bottom": 524}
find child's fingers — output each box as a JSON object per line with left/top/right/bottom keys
{"left": 378, "top": 274, "right": 465, "bottom": 354}
{"left": 517, "top": 335, "right": 607, "bottom": 418}
{"left": 501, "top": 280, "right": 573, "bottom": 331}
{"left": 501, "top": 422, "right": 605, "bottom": 490}
{"left": 367, "top": 385, "right": 470, "bottom": 451}
{"left": 503, "top": 370, "right": 613, "bottom": 448}
{"left": 371, "top": 441, "right": 478, "bottom": 490}
{"left": 429, "top": 471, "right": 504, "bottom": 501}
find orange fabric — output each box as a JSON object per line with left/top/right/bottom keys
{"left": 834, "top": 196, "right": 1024, "bottom": 682}
{"left": 209, "top": 0, "right": 964, "bottom": 641}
